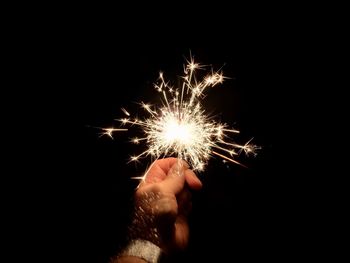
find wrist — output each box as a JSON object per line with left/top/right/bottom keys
{"left": 130, "top": 190, "right": 177, "bottom": 253}
{"left": 129, "top": 192, "right": 163, "bottom": 247}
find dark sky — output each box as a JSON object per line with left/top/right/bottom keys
{"left": 40, "top": 46, "right": 274, "bottom": 262}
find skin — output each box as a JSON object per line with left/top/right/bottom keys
{"left": 114, "top": 158, "right": 202, "bottom": 263}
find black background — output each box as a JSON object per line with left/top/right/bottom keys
{"left": 36, "top": 46, "right": 274, "bottom": 262}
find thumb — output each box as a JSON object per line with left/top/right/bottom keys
{"left": 159, "top": 160, "right": 188, "bottom": 194}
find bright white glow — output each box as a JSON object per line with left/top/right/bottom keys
{"left": 103, "top": 56, "right": 259, "bottom": 171}
{"left": 162, "top": 120, "right": 194, "bottom": 145}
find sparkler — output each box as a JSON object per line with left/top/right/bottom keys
{"left": 103, "top": 56, "right": 259, "bottom": 173}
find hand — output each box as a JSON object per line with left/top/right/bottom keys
{"left": 129, "top": 158, "right": 202, "bottom": 254}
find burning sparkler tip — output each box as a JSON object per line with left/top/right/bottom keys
{"left": 100, "top": 55, "right": 258, "bottom": 171}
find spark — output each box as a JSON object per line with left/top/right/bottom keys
{"left": 100, "top": 127, "right": 128, "bottom": 138}
{"left": 121, "top": 108, "right": 130, "bottom": 116}
{"left": 102, "top": 56, "right": 258, "bottom": 171}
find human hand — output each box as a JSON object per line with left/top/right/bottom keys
{"left": 129, "top": 157, "right": 202, "bottom": 254}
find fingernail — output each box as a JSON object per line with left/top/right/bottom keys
{"left": 180, "top": 160, "right": 190, "bottom": 169}
{"left": 169, "top": 162, "right": 185, "bottom": 177}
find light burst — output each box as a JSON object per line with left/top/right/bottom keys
{"left": 104, "top": 56, "right": 259, "bottom": 172}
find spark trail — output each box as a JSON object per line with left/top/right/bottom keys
{"left": 105, "top": 56, "right": 259, "bottom": 172}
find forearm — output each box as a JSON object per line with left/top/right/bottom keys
{"left": 111, "top": 191, "right": 166, "bottom": 263}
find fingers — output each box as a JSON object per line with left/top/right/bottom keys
{"left": 174, "top": 215, "right": 190, "bottom": 250}
{"left": 184, "top": 169, "right": 202, "bottom": 190}
{"left": 147, "top": 158, "right": 179, "bottom": 176}
{"left": 143, "top": 158, "right": 186, "bottom": 184}
{"left": 177, "top": 188, "right": 192, "bottom": 217}
{"left": 159, "top": 160, "right": 188, "bottom": 194}
{"left": 143, "top": 163, "right": 167, "bottom": 184}
{"left": 139, "top": 158, "right": 202, "bottom": 193}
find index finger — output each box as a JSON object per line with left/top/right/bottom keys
{"left": 143, "top": 157, "right": 179, "bottom": 184}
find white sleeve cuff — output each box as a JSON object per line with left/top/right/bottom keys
{"left": 122, "top": 239, "right": 162, "bottom": 263}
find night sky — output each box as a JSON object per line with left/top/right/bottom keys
{"left": 40, "top": 46, "right": 274, "bottom": 262}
